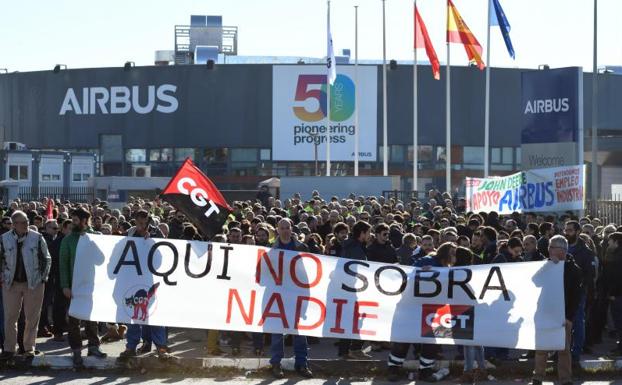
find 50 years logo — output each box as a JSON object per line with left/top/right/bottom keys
{"left": 292, "top": 74, "right": 355, "bottom": 122}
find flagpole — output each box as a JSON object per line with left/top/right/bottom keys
{"left": 445, "top": 4, "right": 451, "bottom": 194}
{"left": 382, "top": 0, "right": 389, "bottom": 176}
{"left": 484, "top": 0, "right": 491, "bottom": 177}
{"left": 591, "top": 0, "right": 598, "bottom": 199}
{"left": 413, "top": 0, "right": 418, "bottom": 192}
{"left": 326, "top": 0, "right": 331, "bottom": 177}
{"left": 354, "top": 5, "right": 360, "bottom": 177}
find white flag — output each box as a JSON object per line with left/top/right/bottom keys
{"left": 327, "top": 3, "right": 336, "bottom": 85}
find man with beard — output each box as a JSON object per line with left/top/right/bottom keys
{"left": 564, "top": 220, "right": 595, "bottom": 364}
{"left": 0, "top": 217, "right": 12, "bottom": 235}
{"left": 254, "top": 226, "right": 271, "bottom": 247}
{"left": 326, "top": 222, "right": 348, "bottom": 257}
{"left": 59, "top": 208, "right": 107, "bottom": 368}
{"left": 367, "top": 224, "right": 397, "bottom": 264}
{"left": 168, "top": 211, "right": 185, "bottom": 240}
{"left": 118, "top": 210, "right": 169, "bottom": 362}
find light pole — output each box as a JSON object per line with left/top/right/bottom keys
{"left": 310, "top": 131, "right": 319, "bottom": 176}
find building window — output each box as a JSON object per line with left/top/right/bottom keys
{"left": 491, "top": 148, "right": 501, "bottom": 163}
{"left": 41, "top": 174, "right": 60, "bottom": 182}
{"left": 231, "top": 148, "right": 257, "bottom": 162}
{"left": 19, "top": 166, "right": 28, "bottom": 180}
{"left": 516, "top": 147, "right": 522, "bottom": 163}
{"left": 175, "top": 148, "right": 196, "bottom": 161}
{"left": 150, "top": 148, "right": 173, "bottom": 162}
{"left": 202, "top": 148, "right": 228, "bottom": 164}
{"left": 502, "top": 147, "right": 514, "bottom": 165}
{"left": 9, "top": 165, "right": 29, "bottom": 181}
{"left": 436, "top": 146, "right": 447, "bottom": 163}
{"left": 390, "top": 145, "right": 405, "bottom": 163}
{"left": 260, "top": 149, "right": 271, "bottom": 161}
{"left": 407, "top": 145, "right": 434, "bottom": 163}
{"left": 126, "top": 149, "right": 146, "bottom": 163}
{"left": 463, "top": 146, "right": 484, "bottom": 165}
{"left": 73, "top": 173, "right": 81, "bottom": 182}
{"left": 83, "top": 173, "right": 91, "bottom": 180}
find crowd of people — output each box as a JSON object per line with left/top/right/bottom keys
{"left": 0, "top": 187, "right": 621, "bottom": 384}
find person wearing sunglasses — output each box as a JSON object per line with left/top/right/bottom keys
{"left": 367, "top": 223, "right": 398, "bottom": 265}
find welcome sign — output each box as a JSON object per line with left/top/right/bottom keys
{"left": 465, "top": 165, "right": 585, "bottom": 214}
{"left": 69, "top": 234, "right": 565, "bottom": 350}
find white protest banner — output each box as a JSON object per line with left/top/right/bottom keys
{"left": 272, "top": 65, "right": 377, "bottom": 161}
{"left": 465, "top": 165, "right": 585, "bottom": 215}
{"left": 70, "top": 234, "right": 565, "bottom": 350}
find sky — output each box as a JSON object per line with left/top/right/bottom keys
{"left": 0, "top": 0, "right": 619, "bottom": 73}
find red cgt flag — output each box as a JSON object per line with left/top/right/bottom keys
{"left": 415, "top": 5, "right": 441, "bottom": 80}
{"left": 160, "top": 158, "right": 232, "bottom": 239}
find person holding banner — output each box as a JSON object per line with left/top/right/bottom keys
{"left": 59, "top": 207, "right": 107, "bottom": 368}
{"left": 338, "top": 220, "right": 372, "bottom": 359}
{"left": 118, "top": 210, "right": 170, "bottom": 361}
{"left": 269, "top": 218, "right": 313, "bottom": 379}
{"left": 531, "top": 235, "right": 582, "bottom": 385}
{"left": 387, "top": 242, "right": 456, "bottom": 382}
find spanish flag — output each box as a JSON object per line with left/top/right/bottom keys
{"left": 415, "top": 5, "right": 440, "bottom": 80}
{"left": 447, "top": 0, "right": 485, "bottom": 70}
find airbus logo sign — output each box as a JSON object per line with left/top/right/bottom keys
{"left": 523, "top": 98, "right": 570, "bottom": 115}
{"left": 59, "top": 84, "right": 179, "bottom": 115}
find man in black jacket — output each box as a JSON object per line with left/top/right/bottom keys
{"left": 341, "top": 221, "right": 371, "bottom": 261}
{"left": 537, "top": 222, "right": 554, "bottom": 258}
{"left": 479, "top": 226, "right": 498, "bottom": 264}
{"left": 367, "top": 224, "right": 397, "bottom": 264}
{"left": 564, "top": 220, "right": 595, "bottom": 363}
{"left": 531, "top": 235, "right": 582, "bottom": 385}
{"left": 337, "top": 221, "right": 371, "bottom": 359}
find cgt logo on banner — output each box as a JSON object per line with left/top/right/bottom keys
{"left": 123, "top": 283, "right": 160, "bottom": 321}
{"left": 421, "top": 304, "right": 474, "bottom": 340}
{"left": 69, "top": 234, "right": 566, "bottom": 350}
{"left": 465, "top": 165, "right": 585, "bottom": 215}
{"left": 272, "top": 65, "right": 377, "bottom": 162}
